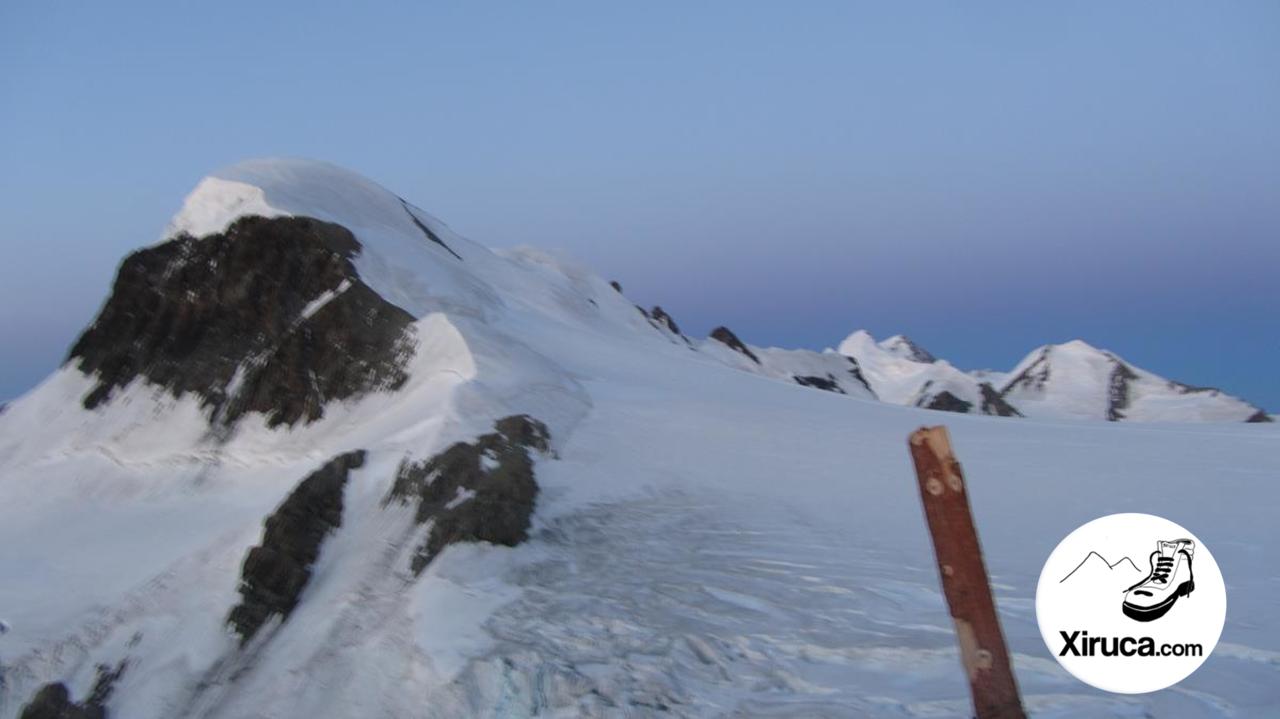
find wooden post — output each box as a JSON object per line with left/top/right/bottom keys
{"left": 908, "top": 426, "right": 1026, "bottom": 719}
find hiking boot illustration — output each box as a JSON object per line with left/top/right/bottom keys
{"left": 1122, "top": 538, "right": 1195, "bottom": 622}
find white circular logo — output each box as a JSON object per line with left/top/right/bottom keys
{"left": 1035, "top": 513, "right": 1226, "bottom": 694}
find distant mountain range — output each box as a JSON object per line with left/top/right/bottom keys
{"left": 641, "top": 319, "right": 1270, "bottom": 423}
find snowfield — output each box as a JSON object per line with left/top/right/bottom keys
{"left": 0, "top": 159, "right": 1276, "bottom": 718}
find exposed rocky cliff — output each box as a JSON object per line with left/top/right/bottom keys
{"left": 709, "top": 326, "right": 760, "bottom": 364}
{"left": 68, "top": 216, "right": 416, "bottom": 429}
{"left": 228, "top": 450, "right": 366, "bottom": 642}
{"left": 387, "top": 416, "right": 551, "bottom": 575}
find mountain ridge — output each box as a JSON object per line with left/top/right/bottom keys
{"left": 4, "top": 159, "right": 1271, "bottom": 424}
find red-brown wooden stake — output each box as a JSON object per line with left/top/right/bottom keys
{"left": 908, "top": 426, "right": 1026, "bottom": 719}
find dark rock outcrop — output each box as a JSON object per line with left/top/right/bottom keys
{"left": 399, "top": 199, "right": 461, "bottom": 260}
{"left": 1104, "top": 357, "right": 1139, "bottom": 421}
{"left": 1169, "top": 379, "right": 1219, "bottom": 395}
{"left": 649, "top": 306, "right": 681, "bottom": 336}
{"left": 387, "top": 415, "right": 550, "bottom": 575}
{"left": 19, "top": 661, "right": 125, "bottom": 719}
{"left": 1166, "top": 381, "right": 1271, "bottom": 422}
{"left": 921, "top": 390, "right": 974, "bottom": 414}
{"left": 709, "top": 326, "right": 760, "bottom": 364}
{"left": 67, "top": 215, "right": 416, "bottom": 429}
{"left": 979, "top": 383, "right": 1022, "bottom": 417}
{"left": 609, "top": 280, "right": 623, "bottom": 293}
{"left": 1000, "top": 350, "right": 1050, "bottom": 398}
{"left": 228, "top": 450, "right": 365, "bottom": 643}
{"left": 887, "top": 335, "right": 937, "bottom": 363}
{"left": 845, "top": 356, "right": 875, "bottom": 396}
{"left": 493, "top": 414, "right": 553, "bottom": 454}
{"left": 793, "top": 374, "right": 845, "bottom": 394}
{"left": 19, "top": 684, "right": 103, "bottom": 719}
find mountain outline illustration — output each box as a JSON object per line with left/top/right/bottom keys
{"left": 1059, "top": 551, "right": 1143, "bottom": 584}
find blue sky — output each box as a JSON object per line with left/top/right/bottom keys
{"left": 2, "top": 2, "right": 1277, "bottom": 408}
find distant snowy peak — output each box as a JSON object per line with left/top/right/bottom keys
{"left": 833, "top": 332, "right": 1268, "bottom": 423}
{"left": 835, "top": 330, "right": 1012, "bottom": 417}
{"left": 999, "top": 340, "right": 1267, "bottom": 423}
{"left": 999, "top": 340, "right": 1116, "bottom": 419}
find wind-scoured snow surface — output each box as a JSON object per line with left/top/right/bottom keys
{"left": 0, "top": 159, "right": 1276, "bottom": 718}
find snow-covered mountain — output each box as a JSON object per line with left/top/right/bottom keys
{"left": 1, "top": 159, "right": 1276, "bottom": 718}
{"left": 835, "top": 330, "right": 1020, "bottom": 417}
{"left": 998, "top": 340, "right": 1267, "bottom": 422}
{"left": 829, "top": 331, "right": 1268, "bottom": 423}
